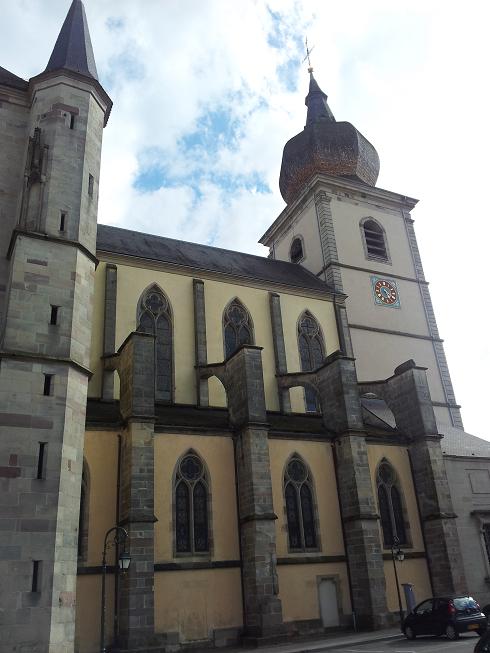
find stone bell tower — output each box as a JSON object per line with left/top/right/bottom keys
{"left": 0, "top": 2, "right": 111, "bottom": 652}
{"left": 260, "top": 69, "right": 462, "bottom": 430}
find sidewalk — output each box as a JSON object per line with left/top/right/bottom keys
{"left": 209, "top": 628, "right": 404, "bottom": 653}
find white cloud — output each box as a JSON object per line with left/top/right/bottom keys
{"left": 1, "top": 0, "right": 489, "bottom": 438}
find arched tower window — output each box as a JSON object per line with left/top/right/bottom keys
{"left": 298, "top": 311, "right": 324, "bottom": 412}
{"left": 78, "top": 460, "right": 90, "bottom": 562}
{"left": 290, "top": 237, "right": 304, "bottom": 264}
{"left": 284, "top": 455, "right": 318, "bottom": 551}
{"left": 174, "top": 451, "right": 210, "bottom": 555}
{"left": 137, "top": 285, "right": 173, "bottom": 402}
{"left": 361, "top": 218, "right": 389, "bottom": 262}
{"left": 376, "top": 459, "right": 407, "bottom": 546}
{"left": 223, "top": 299, "right": 254, "bottom": 359}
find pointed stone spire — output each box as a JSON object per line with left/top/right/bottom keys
{"left": 45, "top": 0, "right": 98, "bottom": 80}
{"left": 305, "top": 71, "right": 335, "bottom": 126}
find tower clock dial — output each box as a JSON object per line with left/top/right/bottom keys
{"left": 371, "top": 276, "right": 400, "bottom": 308}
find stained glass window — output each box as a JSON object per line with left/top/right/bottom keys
{"left": 223, "top": 299, "right": 253, "bottom": 359}
{"left": 284, "top": 456, "right": 318, "bottom": 551}
{"left": 175, "top": 453, "right": 209, "bottom": 555}
{"left": 137, "top": 286, "right": 172, "bottom": 402}
{"left": 376, "top": 459, "right": 407, "bottom": 546}
{"left": 298, "top": 312, "right": 324, "bottom": 412}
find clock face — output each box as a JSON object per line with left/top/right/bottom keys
{"left": 373, "top": 278, "right": 399, "bottom": 306}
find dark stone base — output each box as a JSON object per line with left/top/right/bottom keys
{"left": 241, "top": 632, "right": 289, "bottom": 648}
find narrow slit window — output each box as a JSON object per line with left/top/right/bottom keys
{"left": 88, "top": 174, "right": 94, "bottom": 197}
{"left": 59, "top": 213, "right": 66, "bottom": 232}
{"left": 43, "top": 374, "right": 53, "bottom": 396}
{"left": 50, "top": 306, "right": 59, "bottom": 325}
{"left": 37, "top": 442, "right": 46, "bottom": 479}
{"left": 32, "top": 560, "right": 40, "bottom": 592}
{"left": 69, "top": 114, "right": 75, "bottom": 130}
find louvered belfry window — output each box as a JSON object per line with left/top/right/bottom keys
{"left": 284, "top": 457, "right": 317, "bottom": 551}
{"left": 138, "top": 286, "right": 172, "bottom": 402}
{"left": 290, "top": 237, "right": 304, "bottom": 263}
{"left": 377, "top": 460, "right": 407, "bottom": 545}
{"left": 298, "top": 312, "right": 324, "bottom": 412}
{"left": 363, "top": 219, "right": 388, "bottom": 260}
{"left": 223, "top": 299, "right": 253, "bottom": 359}
{"left": 175, "top": 453, "right": 209, "bottom": 554}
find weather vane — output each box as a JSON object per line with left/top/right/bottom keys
{"left": 303, "top": 36, "right": 315, "bottom": 73}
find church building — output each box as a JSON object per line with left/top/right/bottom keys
{"left": 2, "top": 2, "right": 486, "bottom": 653}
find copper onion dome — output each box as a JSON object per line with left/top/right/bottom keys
{"left": 279, "top": 72, "right": 380, "bottom": 204}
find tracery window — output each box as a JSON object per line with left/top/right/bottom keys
{"left": 284, "top": 456, "right": 317, "bottom": 551}
{"left": 290, "top": 237, "right": 304, "bottom": 264}
{"left": 137, "top": 285, "right": 172, "bottom": 402}
{"left": 174, "top": 452, "right": 209, "bottom": 555}
{"left": 377, "top": 459, "right": 407, "bottom": 546}
{"left": 298, "top": 311, "right": 324, "bottom": 412}
{"left": 362, "top": 218, "right": 389, "bottom": 261}
{"left": 223, "top": 299, "right": 253, "bottom": 359}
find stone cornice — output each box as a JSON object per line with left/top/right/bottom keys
{"left": 98, "top": 251, "right": 341, "bottom": 301}
{"left": 259, "top": 173, "right": 419, "bottom": 247}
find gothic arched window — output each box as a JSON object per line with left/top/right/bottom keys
{"left": 362, "top": 218, "right": 389, "bottom": 261}
{"left": 290, "top": 237, "right": 304, "bottom": 264}
{"left": 223, "top": 299, "right": 254, "bottom": 359}
{"left": 137, "top": 285, "right": 173, "bottom": 402}
{"left": 377, "top": 459, "right": 407, "bottom": 546}
{"left": 284, "top": 456, "right": 318, "bottom": 551}
{"left": 174, "top": 452, "right": 210, "bottom": 555}
{"left": 298, "top": 311, "right": 324, "bottom": 412}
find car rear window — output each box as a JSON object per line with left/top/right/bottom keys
{"left": 453, "top": 598, "right": 479, "bottom": 611}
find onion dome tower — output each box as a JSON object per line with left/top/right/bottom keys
{"left": 279, "top": 70, "right": 380, "bottom": 204}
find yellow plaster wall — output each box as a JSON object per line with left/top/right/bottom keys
{"left": 330, "top": 198, "right": 415, "bottom": 278}
{"left": 278, "top": 563, "right": 351, "bottom": 623}
{"left": 272, "top": 199, "right": 323, "bottom": 276}
{"left": 352, "top": 329, "right": 446, "bottom": 402}
{"left": 91, "top": 259, "right": 339, "bottom": 413}
{"left": 154, "top": 569, "right": 242, "bottom": 641}
{"left": 154, "top": 433, "right": 240, "bottom": 561}
{"left": 269, "top": 440, "right": 344, "bottom": 557}
{"left": 384, "top": 559, "right": 431, "bottom": 612}
{"left": 75, "top": 574, "right": 115, "bottom": 653}
{"left": 367, "top": 444, "right": 425, "bottom": 551}
{"left": 83, "top": 430, "right": 119, "bottom": 566}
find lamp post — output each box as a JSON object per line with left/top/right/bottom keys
{"left": 100, "top": 526, "right": 131, "bottom": 653}
{"left": 391, "top": 535, "right": 405, "bottom": 627}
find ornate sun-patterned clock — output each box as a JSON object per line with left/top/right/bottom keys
{"left": 371, "top": 276, "right": 400, "bottom": 308}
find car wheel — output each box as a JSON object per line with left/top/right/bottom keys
{"left": 478, "top": 629, "right": 487, "bottom": 636}
{"left": 446, "top": 625, "right": 459, "bottom": 640}
{"left": 405, "top": 626, "right": 416, "bottom": 640}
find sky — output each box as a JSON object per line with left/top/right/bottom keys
{"left": 1, "top": 0, "right": 489, "bottom": 438}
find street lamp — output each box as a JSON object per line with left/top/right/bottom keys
{"left": 391, "top": 535, "right": 405, "bottom": 627}
{"left": 100, "top": 526, "right": 131, "bottom": 653}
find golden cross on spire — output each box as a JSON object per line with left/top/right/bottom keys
{"left": 302, "top": 36, "right": 315, "bottom": 73}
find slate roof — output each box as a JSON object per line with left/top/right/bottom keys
{"left": 45, "top": 0, "right": 98, "bottom": 80}
{"left": 96, "top": 224, "right": 334, "bottom": 293}
{"left": 440, "top": 423, "right": 490, "bottom": 458}
{"left": 0, "top": 65, "right": 28, "bottom": 91}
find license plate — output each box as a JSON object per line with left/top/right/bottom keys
{"left": 468, "top": 624, "right": 479, "bottom": 630}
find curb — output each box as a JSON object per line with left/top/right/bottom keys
{"left": 278, "top": 632, "right": 404, "bottom": 653}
